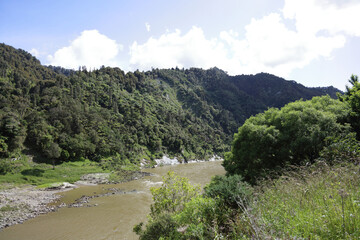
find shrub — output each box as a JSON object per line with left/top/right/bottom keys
{"left": 174, "top": 196, "right": 223, "bottom": 239}
{"left": 149, "top": 171, "right": 201, "bottom": 217}
{"left": 134, "top": 213, "right": 181, "bottom": 240}
{"left": 204, "top": 174, "right": 253, "bottom": 209}
{"left": 320, "top": 132, "right": 360, "bottom": 164}
{"left": 134, "top": 171, "right": 201, "bottom": 239}
{"left": 339, "top": 74, "right": 360, "bottom": 138}
{"left": 0, "top": 159, "right": 12, "bottom": 175}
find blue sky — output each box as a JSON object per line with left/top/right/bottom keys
{"left": 1, "top": 0, "right": 359, "bottom": 90}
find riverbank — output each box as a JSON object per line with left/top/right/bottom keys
{"left": 0, "top": 170, "right": 154, "bottom": 230}
{"left": 0, "top": 184, "right": 70, "bottom": 229}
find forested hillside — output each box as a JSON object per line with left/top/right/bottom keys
{"left": 0, "top": 43, "right": 340, "bottom": 166}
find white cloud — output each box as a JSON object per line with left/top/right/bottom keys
{"left": 145, "top": 22, "right": 151, "bottom": 32}
{"left": 129, "top": 0, "right": 359, "bottom": 78}
{"left": 47, "top": 30, "right": 123, "bottom": 69}
{"left": 29, "top": 48, "right": 40, "bottom": 57}
{"left": 129, "top": 26, "right": 230, "bottom": 70}
{"left": 283, "top": 0, "right": 360, "bottom": 36}
{"left": 220, "top": 12, "right": 345, "bottom": 76}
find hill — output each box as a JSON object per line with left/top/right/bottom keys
{"left": 0, "top": 43, "right": 341, "bottom": 166}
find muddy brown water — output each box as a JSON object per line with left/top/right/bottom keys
{"left": 0, "top": 161, "right": 225, "bottom": 240}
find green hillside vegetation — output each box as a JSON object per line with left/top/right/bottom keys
{"left": 0, "top": 43, "right": 339, "bottom": 178}
{"left": 135, "top": 76, "right": 360, "bottom": 239}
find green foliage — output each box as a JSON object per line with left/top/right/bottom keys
{"left": 223, "top": 96, "right": 351, "bottom": 184}
{"left": 173, "top": 196, "right": 227, "bottom": 239}
{"left": 135, "top": 172, "right": 238, "bottom": 239}
{"left": 249, "top": 162, "right": 360, "bottom": 239}
{"left": 320, "top": 132, "right": 360, "bottom": 163}
{"left": 204, "top": 174, "right": 253, "bottom": 209}
{"left": 339, "top": 74, "right": 360, "bottom": 138}
{"left": 135, "top": 213, "right": 181, "bottom": 240}
{"left": 149, "top": 171, "right": 201, "bottom": 217}
{"left": 99, "top": 153, "right": 138, "bottom": 171}
{"left": 0, "top": 136, "right": 8, "bottom": 156}
{"left": 0, "top": 205, "right": 18, "bottom": 212}
{"left": 136, "top": 164, "right": 360, "bottom": 239}
{"left": 0, "top": 154, "right": 30, "bottom": 175}
{"left": 135, "top": 172, "right": 201, "bottom": 239}
{"left": 0, "top": 159, "right": 12, "bottom": 175}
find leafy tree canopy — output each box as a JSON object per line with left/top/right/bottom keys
{"left": 339, "top": 74, "right": 360, "bottom": 137}
{"left": 223, "top": 95, "right": 351, "bottom": 184}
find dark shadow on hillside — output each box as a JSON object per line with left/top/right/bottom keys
{"left": 21, "top": 168, "right": 45, "bottom": 177}
{"left": 22, "top": 148, "right": 49, "bottom": 164}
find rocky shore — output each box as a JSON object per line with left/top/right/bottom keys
{"left": 0, "top": 184, "right": 69, "bottom": 229}
{"left": 63, "top": 188, "right": 138, "bottom": 208}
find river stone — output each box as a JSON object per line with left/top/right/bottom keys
{"left": 78, "top": 173, "right": 111, "bottom": 184}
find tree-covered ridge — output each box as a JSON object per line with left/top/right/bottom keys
{"left": 0, "top": 43, "right": 340, "bottom": 166}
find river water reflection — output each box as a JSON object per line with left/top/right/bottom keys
{"left": 0, "top": 161, "right": 225, "bottom": 240}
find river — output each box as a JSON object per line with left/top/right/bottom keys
{"left": 0, "top": 161, "right": 225, "bottom": 240}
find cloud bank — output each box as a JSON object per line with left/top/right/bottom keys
{"left": 47, "top": 30, "right": 123, "bottom": 69}
{"left": 283, "top": 0, "right": 360, "bottom": 37}
{"left": 47, "top": 0, "right": 360, "bottom": 78}
{"left": 130, "top": 0, "right": 359, "bottom": 77}
{"left": 130, "top": 27, "right": 230, "bottom": 70}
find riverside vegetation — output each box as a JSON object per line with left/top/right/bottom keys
{"left": 134, "top": 76, "right": 360, "bottom": 239}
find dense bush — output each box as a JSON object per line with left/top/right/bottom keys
{"left": 0, "top": 159, "right": 12, "bottom": 175}
{"left": 319, "top": 132, "right": 360, "bottom": 163}
{"left": 204, "top": 174, "right": 253, "bottom": 209}
{"left": 134, "top": 172, "right": 201, "bottom": 239}
{"left": 134, "top": 213, "right": 181, "bottom": 240}
{"left": 149, "top": 171, "right": 201, "bottom": 217}
{"left": 173, "top": 196, "right": 224, "bottom": 239}
{"left": 339, "top": 74, "right": 360, "bottom": 138}
{"left": 223, "top": 95, "right": 351, "bottom": 184}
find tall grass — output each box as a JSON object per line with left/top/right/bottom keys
{"left": 0, "top": 160, "right": 107, "bottom": 186}
{"left": 246, "top": 161, "right": 360, "bottom": 239}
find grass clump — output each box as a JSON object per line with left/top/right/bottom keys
{"left": 247, "top": 161, "right": 360, "bottom": 239}
{"left": 0, "top": 205, "right": 18, "bottom": 212}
